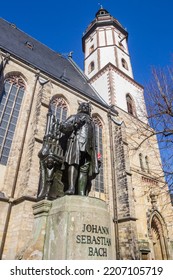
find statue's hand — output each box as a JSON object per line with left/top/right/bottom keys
{"left": 59, "top": 121, "right": 74, "bottom": 133}
{"left": 59, "top": 123, "right": 63, "bottom": 131}
{"left": 73, "top": 120, "right": 84, "bottom": 130}
{"left": 74, "top": 116, "right": 86, "bottom": 129}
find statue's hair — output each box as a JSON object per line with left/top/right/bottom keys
{"left": 77, "top": 102, "right": 92, "bottom": 115}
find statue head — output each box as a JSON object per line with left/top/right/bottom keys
{"left": 77, "top": 102, "right": 91, "bottom": 115}
{"left": 46, "top": 157, "right": 54, "bottom": 169}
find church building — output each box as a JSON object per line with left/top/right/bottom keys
{"left": 0, "top": 7, "right": 173, "bottom": 260}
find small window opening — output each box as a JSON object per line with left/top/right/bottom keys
{"left": 119, "top": 42, "right": 124, "bottom": 50}
{"left": 25, "top": 41, "right": 34, "bottom": 50}
{"left": 122, "top": 58, "right": 128, "bottom": 70}
{"left": 145, "top": 156, "right": 150, "bottom": 173}
{"left": 89, "top": 45, "right": 94, "bottom": 54}
{"left": 139, "top": 153, "right": 145, "bottom": 171}
{"left": 88, "top": 61, "right": 95, "bottom": 74}
{"left": 10, "top": 23, "right": 16, "bottom": 29}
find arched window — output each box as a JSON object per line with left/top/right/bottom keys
{"left": 93, "top": 116, "right": 104, "bottom": 193}
{"left": 88, "top": 61, "right": 95, "bottom": 74}
{"left": 139, "top": 153, "right": 144, "bottom": 171}
{"left": 121, "top": 58, "right": 128, "bottom": 70}
{"left": 0, "top": 75, "right": 25, "bottom": 165}
{"left": 89, "top": 45, "right": 94, "bottom": 54}
{"left": 50, "top": 96, "right": 68, "bottom": 122}
{"left": 126, "top": 94, "right": 135, "bottom": 116}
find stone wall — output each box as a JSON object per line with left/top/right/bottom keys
{"left": 113, "top": 121, "right": 139, "bottom": 259}
{"left": 117, "top": 109, "right": 173, "bottom": 259}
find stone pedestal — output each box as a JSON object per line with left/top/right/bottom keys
{"left": 19, "top": 196, "right": 115, "bottom": 260}
{"left": 17, "top": 200, "right": 52, "bottom": 260}
{"left": 44, "top": 196, "right": 114, "bottom": 259}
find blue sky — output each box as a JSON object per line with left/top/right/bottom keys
{"left": 0, "top": 0, "right": 173, "bottom": 87}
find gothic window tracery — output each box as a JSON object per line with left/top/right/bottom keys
{"left": 0, "top": 75, "right": 25, "bottom": 165}
{"left": 92, "top": 115, "right": 104, "bottom": 193}
{"left": 50, "top": 96, "right": 68, "bottom": 122}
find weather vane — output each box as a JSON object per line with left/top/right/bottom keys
{"left": 98, "top": 3, "right": 103, "bottom": 9}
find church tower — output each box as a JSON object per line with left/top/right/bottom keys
{"left": 82, "top": 7, "right": 145, "bottom": 121}
{"left": 83, "top": 7, "right": 173, "bottom": 260}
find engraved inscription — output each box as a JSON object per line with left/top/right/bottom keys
{"left": 76, "top": 223, "right": 111, "bottom": 257}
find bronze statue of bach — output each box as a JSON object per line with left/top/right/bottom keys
{"left": 59, "top": 102, "right": 99, "bottom": 195}
{"left": 37, "top": 102, "right": 100, "bottom": 199}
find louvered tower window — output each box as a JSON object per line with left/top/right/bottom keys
{"left": 0, "top": 75, "right": 25, "bottom": 165}
{"left": 93, "top": 116, "right": 104, "bottom": 193}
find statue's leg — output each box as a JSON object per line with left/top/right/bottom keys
{"left": 37, "top": 161, "right": 47, "bottom": 199}
{"left": 50, "top": 169, "right": 64, "bottom": 198}
{"left": 65, "top": 165, "right": 78, "bottom": 195}
{"left": 77, "top": 162, "right": 90, "bottom": 196}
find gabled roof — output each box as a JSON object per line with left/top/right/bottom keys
{"left": 0, "top": 18, "right": 108, "bottom": 106}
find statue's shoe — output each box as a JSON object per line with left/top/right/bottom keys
{"left": 65, "top": 188, "right": 75, "bottom": 195}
